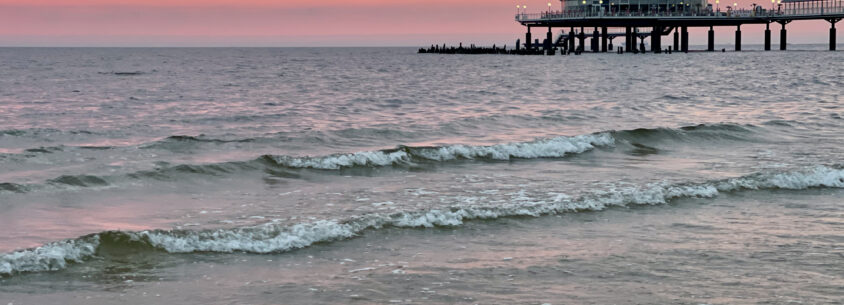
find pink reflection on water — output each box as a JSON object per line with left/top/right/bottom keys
{"left": 0, "top": 197, "right": 168, "bottom": 252}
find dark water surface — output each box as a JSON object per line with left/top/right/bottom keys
{"left": 1, "top": 47, "right": 843, "bottom": 304}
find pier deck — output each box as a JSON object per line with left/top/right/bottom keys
{"left": 517, "top": 9, "right": 844, "bottom": 27}
{"left": 511, "top": 0, "right": 843, "bottom": 53}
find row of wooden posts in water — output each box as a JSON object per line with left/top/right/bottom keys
{"left": 416, "top": 42, "right": 692, "bottom": 55}
{"left": 419, "top": 43, "right": 538, "bottom": 55}
{"left": 419, "top": 30, "right": 679, "bottom": 55}
{"left": 418, "top": 42, "right": 595, "bottom": 55}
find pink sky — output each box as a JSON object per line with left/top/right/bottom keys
{"left": 0, "top": 0, "right": 833, "bottom": 46}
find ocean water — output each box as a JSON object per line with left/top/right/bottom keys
{"left": 0, "top": 46, "right": 842, "bottom": 304}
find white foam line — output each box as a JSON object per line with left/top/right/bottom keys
{"left": 271, "top": 133, "right": 615, "bottom": 170}
{"left": 2, "top": 165, "right": 842, "bottom": 276}
{"left": 0, "top": 236, "right": 99, "bottom": 275}
{"left": 130, "top": 165, "right": 844, "bottom": 254}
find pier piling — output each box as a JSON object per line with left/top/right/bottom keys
{"left": 652, "top": 26, "right": 662, "bottom": 53}
{"left": 779, "top": 22, "right": 788, "bottom": 50}
{"left": 681, "top": 27, "right": 689, "bottom": 53}
{"left": 579, "top": 27, "right": 586, "bottom": 51}
{"left": 765, "top": 23, "right": 771, "bottom": 51}
{"left": 674, "top": 28, "right": 680, "bottom": 52}
{"left": 639, "top": 36, "right": 646, "bottom": 54}
{"left": 735, "top": 25, "right": 742, "bottom": 51}
{"left": 626, "top": 27, "right": 633, "bottom": 52}
{"left": 592, "top": 28, "right": 600, "bottom": 52}
{"left": 526, "top": 28, "right": 532, "bottom": 50}
{"left": 708, "top": 26, "right": 715, "bottom": 52}
{"left": 829, "top": 19, "right": 841, "bottom": 51}
{"left": 602, "top": 27, "right": 608, "bottom": 52}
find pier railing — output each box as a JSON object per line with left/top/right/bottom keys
{"left": 783, "top": 5, "right": 844, "bottom": 15}
{"left": 516, "top": 5, "right": 844, "bottom": 21}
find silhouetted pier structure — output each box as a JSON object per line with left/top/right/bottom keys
{"left": 422, "top": 0, "right": 843, "bottom": 55}
{"left": 418, "top": 43, "right": 539, "bottom": 55}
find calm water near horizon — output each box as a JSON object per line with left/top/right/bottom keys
{"left": 1, "top": 46, "right": 843, "bottom": 304}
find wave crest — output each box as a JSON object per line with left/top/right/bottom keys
{"left": 268, "top": 133, "right": 615, "bottom": 170}
{"left": 0, "top": 236, "right": 99, "bottom": 275}
{"left": 2, "top": 165, "right": 842, "bottom": 276}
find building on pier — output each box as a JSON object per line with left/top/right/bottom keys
{"left": 561, "top": 0, "right": 710, "bottom": 14}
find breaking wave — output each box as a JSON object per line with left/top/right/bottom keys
{"left": 267, "top": 133, "right": 615, "bottom": 170}
{"left": 0, "top": 122, "right": 781, "bottom": 195}
{"left": 0, "top": 123, "right": 775, "bottom": 194}
{"left": 0, "top": 133, "right": 614, "bottom": 194}
{"left": 3, "top": 165, "right": 843, "bottom": 276}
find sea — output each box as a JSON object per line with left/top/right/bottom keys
{"left": 0, "top": 46, "right": 842, "bottom": 304}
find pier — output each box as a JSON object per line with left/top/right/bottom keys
{"left": 422, "top": 0, "right": 843, "bottom": 55}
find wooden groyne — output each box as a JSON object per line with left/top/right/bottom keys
{"left": 418, "top": 43, "right": 573, "bottom": 55}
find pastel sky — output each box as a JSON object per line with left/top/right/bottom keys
{"left": 0, "top": 0, "right": 833, "bottom": 46}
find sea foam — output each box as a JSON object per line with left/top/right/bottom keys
{"left": 270, "top": 133, "right": 615, "bottom": 170}
{"left": 0, "top": 236, "right": 99, "bottom": 275}
{"left": 2, "top": 165, "right": 843, "bottom": 276}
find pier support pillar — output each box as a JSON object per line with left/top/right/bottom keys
{"left": 830, "top": 20, "right": 839, "bottom": 51}
{"left": 602, "top": 27, "right": 609, "bottom": 52}
{"left": 708, "top": 26, "right": 715, "bottom": 52}
{"left": 639, "top": 36, "right": 646, "bottom": 54}
{"left": 681, "top": 27, "right": 689, "bottom": 53}
{"left": 546, "top": 27, "right": 553, "bottom": 55}
{"left": 569, "top": 29, "right": 576, "bottom": 52}
{"left": 765, "top": 23, "right": 771, "bottom": 51}
{"left": 526, "top": 28, "right": 532, "bottom": 50}
{"left": 780, "top": 23, "right": 787, "bottom": 51}
{"left": 735, "top": 26, "right": 742, "bottom": 51}
{"left": 626, "top": 27, "right": 633, "bottom": 52}
{"left": 592, "top": 28, "right": 600, "bottom": 52}
{"left": 634, "top": 29, "right": 641, "bottom": 53}
{"left": 579, "top": 27, "right": 586, "bottom": 52}
{"left": 674, "top": 28, "right": 680, "bottom": 51}
{"left": 652, "top": 26, "right": 662, "bottom": 53}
